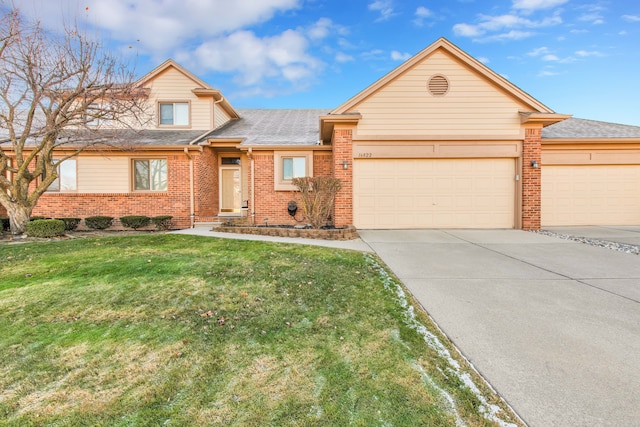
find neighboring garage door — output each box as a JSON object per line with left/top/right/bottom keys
{"left": 542, "top": 165, "right": 640, "bottom": 226}
{"left": 353, "top": 158, "right": 515, "bottom": 229}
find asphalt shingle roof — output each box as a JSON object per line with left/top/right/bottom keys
{"left": 543, "top": 118, "right": 640, "bottom": 139}
{"left": 204, "top": 109, "right": 329, "bottom": 146}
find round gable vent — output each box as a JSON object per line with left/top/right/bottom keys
{"left": 428, "top": 75, "right": 449, "bottom": 96}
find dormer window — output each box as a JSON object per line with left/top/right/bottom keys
{"left": 159, "top": 102, "right": 189, "bottom": 126}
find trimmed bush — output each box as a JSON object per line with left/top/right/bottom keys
{"left": 26, "top": 219, "right": 66, "bottom": 238}
{"left": 120, "top": 215, "right": 151, "bottom": 230}
{"left": 29, "top": 216, "right": 46, "bottom": 221}
{"left": 1, "top": 217, "right": 9, "bottom": 232}
{"left": 152, "top": 215, "right": 173, "bottom": 231}
{"left": 58, "top": 217, "right": 81, "bottom": 231}
{"left": 85, "top": 216, "right": 114, "bottom": 230}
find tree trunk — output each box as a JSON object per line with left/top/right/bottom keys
{"left": 7, "top": 204, "right": 32, "bottom": 235}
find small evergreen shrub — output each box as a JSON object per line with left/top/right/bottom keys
{"left": 85, "top": 216, "right": 114, "bottom": 230}
{"left": 1, "top": 217, "right": 9, "bottom": 232}
{"left": 120, "top": 215, "right": 151, "bottom": 230}
{"left": 29, "top": 216, "right": 46, "bottom": 221}
{"left": 152, "top": 215, "right": 173, "bottom": 231}
{"left": 26, "top": 219, "right": 66, "bottom": 238}
{"left": 58, "top": 217, "right": 81, "bottom": 231}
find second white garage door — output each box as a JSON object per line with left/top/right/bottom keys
{"left": 353, "top": 158, "right": 516, "bottom": 229}
{"left": 542, "top": 165, "right": 640, "bottom": 226}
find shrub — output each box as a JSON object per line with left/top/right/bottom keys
{"left": 26, "top": 219, "right": 66, "bottom": 238}
{"left": 29, "top": 216, "right": 46, "bottom": 221}
{"left": 1, "top": 217, "right": 9, "bottom": 232}
{"left": 120, "top": 215, "right": 151, "bottom": 230}
{"left": 152, "top": 215, "right": 173, "bottom": 231}
{"left": 85, "top": 216, "right": 114, "bottom": 230}
{"left": 58, "top": 217, "right": 81, "bottom": 231}
{"left": 292, "top": 176, "right": 342, "bottom": 229}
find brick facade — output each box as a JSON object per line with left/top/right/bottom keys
{"left": 30, "top": 152, "right": 198, "bottom": 229}
{"left": 247, "top": 152, "right": 333, "bottom": 226}
{"left": 194, "top": 147, "right": 218, "bottom": 217}
{"left": 332, "top": 128, "right": 354, "bottom": 228}
{"left": 522, "top": 127, "right": 542, "bottom": 230}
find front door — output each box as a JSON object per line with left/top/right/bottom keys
{"left": 220, "top": 167, "right": 241, "bottom": 213}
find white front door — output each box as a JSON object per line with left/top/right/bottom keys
{"left": 220, "top": 167, "right": 242, "bottom": 213}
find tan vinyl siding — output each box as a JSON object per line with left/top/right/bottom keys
{"left": 146, "top": 67, "right": 212, "bottom": 130}
{"left": 349, "top": 49, "right": 528, "bottom": 137}
{"left": 214, "top": 103, "right": 232, "bottom": 129}
{"left": 77, "top": 156, "right": 130, "bottom": 193}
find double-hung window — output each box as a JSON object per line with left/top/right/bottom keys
{"left": 133, "top": 159, "right": 167, "bottom": 191}
{"left": 47, "top": 159, "right": 77, "bottom": 192}
{"left": 159, "top": 102, "right": 189, "bottom": 126}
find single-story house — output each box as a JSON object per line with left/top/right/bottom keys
{"left": 3, "top": 37, "right": 640, "bottom": 230}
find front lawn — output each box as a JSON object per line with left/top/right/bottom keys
{"left": 0, "top": 234, "right": 521, "bottom": 426}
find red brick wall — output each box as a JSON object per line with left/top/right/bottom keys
{"left": 31, "top": 153, "right": 193, "bottom": 228}
{"left": 332, "top": 128, "right": 354, "bottom": 228}
{"left": 522, "top": 127, "right": 542, "bottom": 230}
{"left": 194, "top": 147, "right": 218, "bottom": 217}
{"left": 248, "top": 152, "right": 333, "bottom": 226}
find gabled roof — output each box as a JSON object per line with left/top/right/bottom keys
{"left": 331, "top": 37, "right": 554, "bottom": 115}
{"left": 202, "top": 109, "right": 329, "bottom": 146}
{"left": 543, "top": 118, "right": 640, "bottom": 139}
{"left": 136, "top": 59, "right": 211, "bottom": 89}
{"left": 135, "top": 59, "right": 239, "bottom": 119}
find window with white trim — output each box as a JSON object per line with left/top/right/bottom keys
{"left": 274, "top": 151, "right": 313, "bottom": 191}
{"left": 133, "top": 159, "right": 167, "bottom": 191}
{"left": 159, "top": 102, "right": 189, "bottom": 126}
{"left": 47, "top": 159, "right": 77, "bottom": 192}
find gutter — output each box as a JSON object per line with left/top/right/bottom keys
{"left": 249, "top": 147, "right": 255, "bottom": 225}
{"left": 183, "top": 147, "right": 195, "bottom": 228}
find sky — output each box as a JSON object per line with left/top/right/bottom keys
{"left": 11, "top": 0, "right": 640, "bottom": 126}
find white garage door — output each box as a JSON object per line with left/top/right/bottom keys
{"left": 542, "top": 165, "right": 640, "bottom": 226}
{"left": 353, "top": 158, "right": 515, "bottom": 229}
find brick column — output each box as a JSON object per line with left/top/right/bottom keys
{"left": 522, "top": 127, "right": 542, "bottom": 230}
{"left": 333, "top": 127, "right": 353, "bottom": 228}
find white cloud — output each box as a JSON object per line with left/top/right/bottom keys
{"left": 477, "top": 56, "right": 490, "bottom": 64}
{"left": 306, "top": 18, "right": 348, "bottom": 40}
{"left": 453, "top": 23, "right": 484, "bottom": 37}
{"left": 187, "top": 29, "right": 322, "bottom": 87}
{"left": 622, "top": 15, "right": 640, "bottom": 22}
{"left": 335, "top": 52, "right": 354, "bottom": 63}
{"left": 390, "top": 51, "right": 411, "bottom": 61}
{"left": 415, "top": 6, "right": 432, "bottom": 18}
{"left": 368, "top": 0, "right": 395, "bottom": 22}
{"left": 512, "top": 0, "right": 568, "bottom": 12}
{"left": 538, "top": 70, "right": 560, "bottom": 76}
{"left": 527, "top": 46, "right": 551, "bottom": 56}
{"left": 575, "top": 50, "right": 604, "bottom": 57}
{"left": 453, "top": 12, "right": 561, "bottom": 41}
{"left": 542, "top": 54, "right": 559, "bottom": 61}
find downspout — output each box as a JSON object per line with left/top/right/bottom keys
{"left": 249, "top": 147, "right": 255, "bottom": 225}
{"left": 184, "top": 147, "right": 195, "bottom": 228}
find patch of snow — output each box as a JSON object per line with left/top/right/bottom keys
{"left": 536, "top": 230, "right": 640, "bottom": 255}
{"left": 366, "top": 254, "right": 518, "bottom": 427}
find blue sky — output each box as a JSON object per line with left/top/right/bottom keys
{"left": 14, "top": 0, "right": 640, "bottom": 126}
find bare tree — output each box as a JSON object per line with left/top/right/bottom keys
{"left": 0, "top": 6, "right": 148, "bottom": 234}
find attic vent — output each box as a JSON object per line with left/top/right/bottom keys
{"left": 428, "top": 75, "right": 449, "bottom": 96}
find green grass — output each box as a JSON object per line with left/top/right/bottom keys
{"left": 0, "top": 234, "right": 521, "bottom": 426}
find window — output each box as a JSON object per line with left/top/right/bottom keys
{"left": 274, "top": 151, "right": 313, "bottom": 191}
{"left": 133, "top": 159, "right": 167, "bottom": 191}
{"left": 282, "top": 157, "right": 306, "bottom": 181}
{"left": 159, "top": 102, "right": 189, "bottom": 126}
{"left": 47, "top": 159, "right": 77, "bottom": 192}
{"left": 85, "top": 103, "right": 115, "bottom": 128}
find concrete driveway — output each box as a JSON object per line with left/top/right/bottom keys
{"left": 359, "top": 229, "right": 640, "bottom": 427}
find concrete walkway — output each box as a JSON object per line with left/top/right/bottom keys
{"left": 359, "top": 229, "right": 640, "bottom": 427}
{"left": 170, "top": 226, "right": 373, "bottom": 252}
